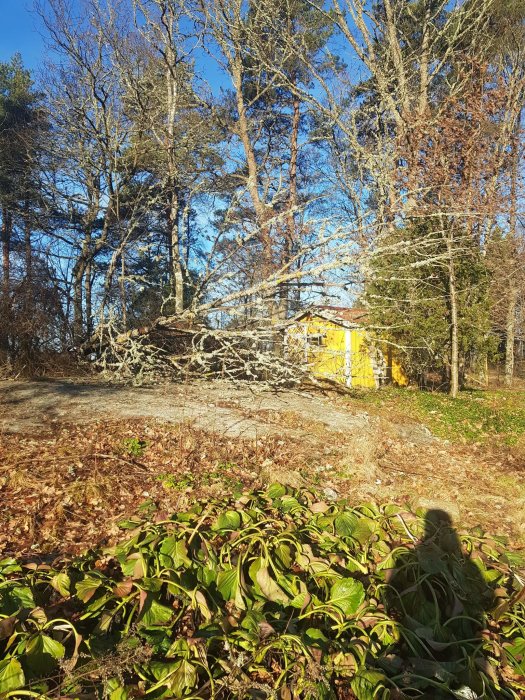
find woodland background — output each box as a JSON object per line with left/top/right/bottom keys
{"left": 1, "top": 0, "right": 525, "bottom": 396}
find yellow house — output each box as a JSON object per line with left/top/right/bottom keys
{"left": 285, "top": 306, "right": 408, "bottom": 388}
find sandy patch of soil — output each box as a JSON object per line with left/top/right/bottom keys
{"left": 0, "top": 378, "right": 375, "bottom": 438}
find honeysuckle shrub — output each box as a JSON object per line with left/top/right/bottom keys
{"left": 0, "top": 485, "right": 524, "bottom": 699}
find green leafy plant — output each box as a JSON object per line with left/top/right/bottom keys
{"left": 159, "top": 464, "right": 244, "bottom": 494}
{"left": 122, "top": 437, "right": 147, "bottom": 457}
{"left": 0, "top": 487, "right": 523, "bottom": 698}
{"left": 157, "top": 471, "right": 195, "bottom": 490}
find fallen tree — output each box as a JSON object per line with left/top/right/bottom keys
{"left": 82, "top": 314, "right": 306, "bottom": 386}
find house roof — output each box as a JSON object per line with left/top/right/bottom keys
{"left": 293, "top": 306, "right": 368, "bottom": 328}
{"left": 315, "top": 306, "right": 368, "bottom": 324}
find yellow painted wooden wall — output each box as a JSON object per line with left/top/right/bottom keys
{"left": 286, "top": 315, "right": 408, "bottom": 388}
{"left": 386, "top": 346, "right": 409, "bottom": 387}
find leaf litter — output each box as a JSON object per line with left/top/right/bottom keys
{"left": 1, "top": 407, "right": 524, "bottom": 559}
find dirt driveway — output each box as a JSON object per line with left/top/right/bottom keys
{"left": 0, "top": 378, "right": 523, "bottom": 555}
{"left": 0, "top": 378, "right": 375, "bottom": 438}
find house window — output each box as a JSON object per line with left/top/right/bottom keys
{"left": 308, "top": 333, "right": 327, "bottom": 347}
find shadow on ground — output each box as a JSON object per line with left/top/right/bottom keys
{"left": 383, "top": 510, "right": 497, "bottom": 697}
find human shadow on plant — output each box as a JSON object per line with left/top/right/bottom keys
{"left": 383, "top": 509, "right": 498, "bottom": 697}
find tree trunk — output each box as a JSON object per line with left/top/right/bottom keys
{"left": 279, "top": 92, "right": 301, "bottom": 321}
{"left": 72, "top": 259, "right": 85, "bottom": 345}
{"left": 167, "top": 188, "right": 184, "bottom": 314}
{"left": 21, "top": 201, "right": 34, "bottom": 360}
{"left": 165, "top": 37, "right": 185, "bottom": 316}
{"left": 505, "top": 110, "right": 521, "bottom": 387}
{"left": 73, "top": 227, "right": 96, "bottom": 344}
{"left": 183, "top": 200, "right": 191, "bottom": 269}
{"left": 231, "top": 55, "right": 275, "bottom": 320}
{"left": 24, "top": 201, "right": 32, "bottom": 283}
{"left": 505, "top": 284, "right": 518, "bottom": 387}
{"left": 1, "top": 209, "right": 11, "bottom": 297}
{"left": 447, "top": 238, "right": 459, "bottom": 399}
{"left": 1, "top": 208, "right": 12, "bottom": 356}
{"left": 85, "top": 258, "right": 93, "bottom": 338}
{"left": 120, "top": 252, "right": 127, "bottom": 331}
{"left": 417, "top": 4, "right": 431, "bottom": 118}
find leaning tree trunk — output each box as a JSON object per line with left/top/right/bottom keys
{"left": 231, "top": 55, "right": 277, "bottom": 322}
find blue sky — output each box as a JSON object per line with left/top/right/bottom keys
{"left": 0, "top": 0, "right": 227, "bottom": 91}
{"left": 0, "top": 1, "right": 46, "bottom": 69}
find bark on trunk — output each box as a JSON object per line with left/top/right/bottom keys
{"left": 165, "top": 40, "right": 185, "bottom": 316}
{"left": 167, "top": 188, "right": 184, "bottom": 314}
{"left": 505, "top": 111, "right": 521, "bottom": 387}
{"left": 1, "top": 209, "right": 11, "bottom": 299}
{"left": 231, "top": 56, "right": 275, "bottom": 317}
{"left": 85, "top": 259, "right": 93, "bottom": 339}
{"left": 279, "top": 92, "right": 301, "bottom": 321}
{"left": 24, "top": 201, "right": 32, "bottom": 283}
{"left": 120, "top": 252, "right": 127, "bottom": 331}
{"left": 1, "top": 208, "right": 12, "bottom": 356}
{"left": 505, "top": 285, "right": 518, "bottom": 387}
{"left": 72, "top": 255, "right": 87, "bottom": 345}
{"left": 72, "top": 270, "right": 84, "bottom": 344}
{"left": 21, "top": 202, "right": 34, "bottom": 359}
{"left": 417, "top": 6, "right": 431, "bottom": 118}
{"left": 447, "top": 237, "right": 459, "bottom": 399}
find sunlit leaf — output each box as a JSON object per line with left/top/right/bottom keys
{"left": 255, "top": 565, "right": 290, "bottom": 605}
{"left": 76, "top": 576, "right": 102, "bottom": 603}
{"left": 329, "top": 578, "right": 365, "bottom": 616}
{"left": 0, "top": 658, "right": 25, "bottom": 693}
{"left": 350, "top": 670, "right": 387, "bottom": 700}
{"left": 170, "top": 659, "right": 197, "bottom": 695}
{"left": 10, "top": 585, "right": 35, "bottom": 611}
{"left": 266, "top": 483, "right": 287, "bottom": 499}
{"left": 159, "top": 536, "right": 191, "bottom": 568}
{"left": 212, "top": 510, "right": 241, "bottom": 531}
{"left": 217, "top": 567, "right": 245, "bottom": 610}
{"left": 335, "top": 512, "right": 359, "bottom": 537}
{"left": 139, "top": 595, "right": 174, "bottom": 627}
{"left": 50, "top": 572, "right": 71, "bottom": 597}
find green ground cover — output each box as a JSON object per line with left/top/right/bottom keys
{"left": 354, "top": 389, "right": 525, "bottom": 445}
{"left": 0, "top": 487, "right": 524, "bottom": 699}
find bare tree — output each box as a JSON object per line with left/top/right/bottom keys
{"left": 38, "top": 0, "right": 140, "bottom": 342}
{"left": 1, "top": 0, "right": 519, "bottom": 390}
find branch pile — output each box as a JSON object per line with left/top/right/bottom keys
{"left": 84, "top": 315, "right": 306, "bottom": 386}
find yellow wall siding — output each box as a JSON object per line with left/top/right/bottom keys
{"left": 286, "top": 316, "right": 378, "bottom": 388}
{"left": 350, "top": 328, "right": 377, "bottom": 388}
{"left": 286, "top": 314, "right": 408, "bottom": 388}
{"left": 391, "top": 355, "right": 409, "bottom": 386}
{"left": 385, "top": 345, "right": 409, "bottom": 387}
{"left": 304, "top": 318, "right": 348, "bottom": 384}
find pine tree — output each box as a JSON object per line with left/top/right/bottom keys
{"left": 0, "top": 55, "right": 44, "bottom": 360}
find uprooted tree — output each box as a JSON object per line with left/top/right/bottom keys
{"left": 1, "top": 0, "right": 524, "bottom": 392}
